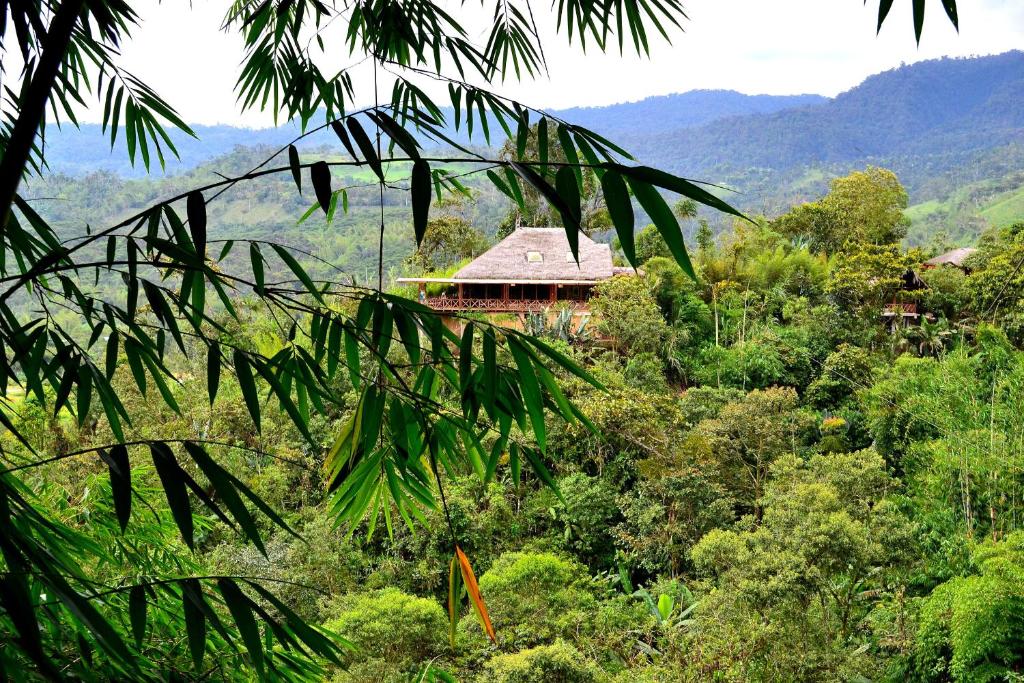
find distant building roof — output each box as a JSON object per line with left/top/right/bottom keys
{"left": 451, "top": 227, "right": 614, "bottom": 282}
{"left": 924, "top": 247, "right": 978, "bottom": 268}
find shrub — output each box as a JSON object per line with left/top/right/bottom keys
{"left": 473, "top": 552, "right": 597, "bottom": 649}
{"left": 483, "top": 641, "right": 605, "bottom": 683}
{"left": 322, "top": 588, "right": 446, "bottom": 672}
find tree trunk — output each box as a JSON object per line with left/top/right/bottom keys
{"left": 0, "top": 0, "right": 86, "bottom": 227}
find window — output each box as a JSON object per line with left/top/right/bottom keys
{"left": 526, "top": 251, "right": 543, "bottom": 263}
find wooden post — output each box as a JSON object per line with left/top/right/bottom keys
{"left": 549, "top": 284, "right": 557, "bottom": 302}
{"left": 458, "top": 283, "right": 463, "bottom": 303}
{"left": 502, "top": 283, "right": 509, "bottom": 301}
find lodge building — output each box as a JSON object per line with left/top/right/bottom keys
{"left": 397, "top": 227, "right": 631, "bottom": 313}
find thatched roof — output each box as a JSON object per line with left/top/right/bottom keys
{"left": 452, "top": 227, "right": 614, "bottom": 282}
{"left": 924, "top": 247, "right": 977, "bottom": 268}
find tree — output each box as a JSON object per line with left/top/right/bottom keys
{"left": 684, "top": 387, "right": 815, "bottom": 518}
{"left": 485, "top": 641, "right": 604, "bottom": 683}
{"left": 908, "top": 532, "right": 1024, "bottom": 682}
{"left": 496, "top": 124, "right": 612, "bottom": 239}
{"left": 405, "top": 215, "right": 489, "bottom": 272}
{"left": 774, "top": 167, "right": 910, "bottom": 255}
{"left": 590, "top": 274, "right": 670, "bottom": 360}
{"left": 689, "top": 450, "right": 914, "bottom": 682}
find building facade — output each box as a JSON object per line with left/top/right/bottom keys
{"left": 398, "top": 227, "right": 630, "bottom": 313}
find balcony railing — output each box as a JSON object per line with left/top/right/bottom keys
{"left": 883, "top": 302, "right": 918, "bottom": 316}
{"left": 424, "top": 297, "right": 587, "bottom": 312}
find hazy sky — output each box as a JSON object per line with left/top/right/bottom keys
{"left": 107, "top": 0, "right": 1024, "bottom": 127}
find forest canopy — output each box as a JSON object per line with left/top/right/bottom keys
{"left": 7, "top": 1, "right": 1020, "bottom": 682}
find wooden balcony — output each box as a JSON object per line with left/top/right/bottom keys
{"left": 883, "top": 302, "right": 919, "bottom": 316}
{"left": 424, "top": 297, "right": 588, "bottom": 313}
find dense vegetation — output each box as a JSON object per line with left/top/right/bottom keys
{"left": 9, "top": 158, "right": 1024, "bottom": 679}
{"left": 7, "top": 0, "right": 1016, "bottom": 681}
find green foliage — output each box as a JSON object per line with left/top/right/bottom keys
{"left": 552, "top": 473, "right": 621, "bottom": 568}
{"left": 690, "top": 449, "right": 913, "bottom": 682}
{"left": 406, "top": 214, "right": 490, "bottom": 273}
{"left": 909, "top": 533, "right": 1024, "bottom": 683}
{"left": 484, "top": 641, "right": 606, "bottom": 683}
{"left": 474, "top": 552, "right": 597, "bottom": 649}
{"left": 323, "top": 588, "right": 447, "bottom": 673}
{"left": 591, "top": 275, "right": 669, "bottom": 356}
{"left": 806, "top": 343, "right": 875, "bottom": 409}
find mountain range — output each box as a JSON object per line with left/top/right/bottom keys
{"left": 35, "top": 50, "right": 1024, "bottom": 244}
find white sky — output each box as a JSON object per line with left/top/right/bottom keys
{"left": 105, "top": 0, "right": 1024, "bottom": 127}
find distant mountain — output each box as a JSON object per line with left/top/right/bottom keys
{"left": 615, "top": 51, "right": 1024, "bottom": 218}
{"left": 32, "top": 51, "right": 1024, "bottom": 244}
{"left": 549, "top": 90, "right": 826, "bottom": 139}
{"left": 38, "top": 90, "right": 826, "bottom": 177}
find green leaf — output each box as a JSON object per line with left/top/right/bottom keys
{"left": 186, "top": 191, "right": 206, "bottom": 257}
{"left": 124, "top": 340, "right": 147, "bottom": 396}
{"left": 941, "top": 0, "right": 958, "bottom": 30}
{"left": 555, "top": 166, "right": 582, "bottom": 259}
{"left": 627, "top": 178, "right": 695, "bottom": 279}
{"left": 250, "top": 243, "right": 265, "bottom": 291}
{"left": 411, "top": 159, "right": 431, "bottom": 247}
{"left": 601, "top": 169, "right": 636, "bottom": 266}
{"left": 288, "top": 144, "right": 302, "bottom": 193}
{"left": 508, "top": 337, "right": 546, "bottom": 452}
{"left": 217, "top": 579, "right": 264, "bottom": 674}
{"left": 876, "top": 0, "right": 895, "bottom": 33}
{"left": 522, "top": 447, "right": 563, "bottom": 503}
{"left": 271, "top": 243, "right": 323, "bottom": 303}
{"left": 346, "top": 117, "right": 383, "bottom": 180}
{"left": 912, "top": 0, "right": 925, "bottom": 43}
{"left": 310, "top": 161, "right": 332, "bottom": 215}
{"left": 510, "top": 161, "right": 581, "bottom": 247}
{"left": 234, "top": 350, "right": 261, "bottom": 432}
{"left": 331, "top": 120, "right": 358, "bottom": 160}
{"left": 180, "top": 579, "right": 207, "bottom": 669}
{"left": 612, "top": 164, "right": 745, "bottom": 220}
{"left": 556, "top": 123, "right": 583, "bottom": 188}
{"left": 100, "top": 445, "right": 131, "bottom": 533}
{"left": 150, "top": 443, "right": 194, "bottom": 549}
{"left": 183, "top": 442, "right": 267, "bottom": 556}
{"left": 537, "top": 117, "right": 549, "bottom": 171}
{"left": 448, "top": 554, "right": 463, "bottom": 648}
{"left": 129, "top": 586, "right": 146, "bottom": 647}
{"left": 207, "top": 342, "right": 221, "bottom": 405}
{"left": 459, "top": 323, "right": 474, "bottom": 396}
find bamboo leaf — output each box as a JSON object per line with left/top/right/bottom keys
{"left": 100, "top": 445, "right": 131, "bottom": 533}
{"left": 183, "top": 442, "right": 267, "bottom": 556}
{"left": 455, "top": 547, "right": 496, "bottom": 643}
{"left": 217, "top": 579, "right": 264, "bottom": 674}
{"left": 346, "top": 117, "right": 383, "bottom": 180}
{"left": 331, "top": 120, "right": 358, "bottom": 160}
{"left": 310, "top": 161, "right": 332, "bottom": 215}
{"left": 411, "top": 159, "right": 431, "bottom": 247}
{"left": 601, "top": 169, "right": 636, "bottom": 266}
{"left": 448, "top": 554, "right": 463, "bottom": 647}
{"left": 150, "top": 443, "right": 194, "bottom": 549}
{"left": 627, "top": 178, "right": 695, "bottom": 279}
{"left": 233, "top": 350, "right": 261, "bottom": 432}
{"left": 129, "top": 585, "right": 146, "bottom": 647}
{"left": 207, "top": 342, "right": 221, "bottom": 405}
{"left": 288, "top": 144, "right": 302, "bottom": 193}
{"left": 181, "top": 579, "right": 207, "bottom": 669}
{"left": 186, "top": 191, "right": 206, "bottom": 257}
